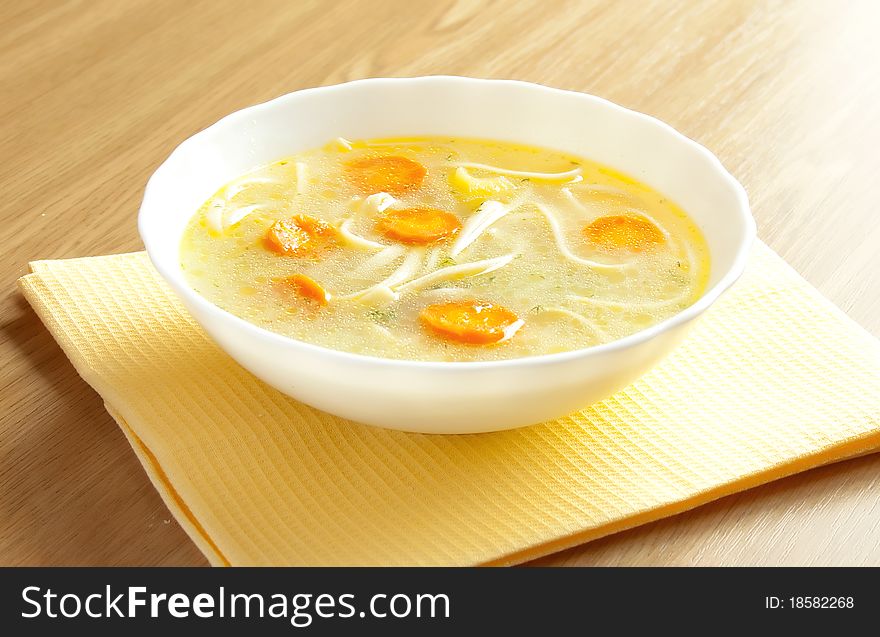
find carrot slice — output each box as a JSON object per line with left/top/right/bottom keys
{"left": 273, "top": 274, "right": 330, "bottom": 306}
{"left": 583, "top": 214, "right": 665, "bottom": 252}
{"left": 419, "top": 301, "right": 522, "bottom": 345}
{"left": 346, "top": 155, "right": 427, "bottom": 196}
{"left": 375, "top": 207, "right": 461, "bottom": 245}
{"left": 263, "top": 214, "right": 339, "bottom": 256}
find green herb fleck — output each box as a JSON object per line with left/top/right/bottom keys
{"left": 438, "top": 256, "right": 456, "bottom": 268}
{"left": 445, "top": 153, "right": 454, "bottom": 161}
{"left": 367, "top": 307, "right": 396, "bottom": 325}
{"left": 530, "top": 305, "right": 544, "bottom": 314}
{"left": 521, "top": 178, "right": 530, "bottom": 183}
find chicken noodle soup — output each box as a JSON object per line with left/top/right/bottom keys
{"left": 180, "top": 137, "right": 710, "bottom": 362}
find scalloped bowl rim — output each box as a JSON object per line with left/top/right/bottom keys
{"left": 139, "top": 76, "right": 755, "bottom": 372}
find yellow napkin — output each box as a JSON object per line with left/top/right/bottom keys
{"left": 18, "top": 241, "right": 880, "bottom": 566}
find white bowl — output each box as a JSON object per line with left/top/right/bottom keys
{"left": 139, "top": 77, "right": 754, "bottom": 433}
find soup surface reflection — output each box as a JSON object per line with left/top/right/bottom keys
{"left": 180, "top": 136, "right": 710, "bottom": 361}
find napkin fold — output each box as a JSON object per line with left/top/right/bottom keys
{"left": 18, "top": 240, "right": 880, "bottom": 565}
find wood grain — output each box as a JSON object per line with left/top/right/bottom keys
{"left": 1, "top": 0, "right": 878, "bottom": 566}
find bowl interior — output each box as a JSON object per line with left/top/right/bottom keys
{"left": 140, "top": 77, "right": 752, "bottom": 319}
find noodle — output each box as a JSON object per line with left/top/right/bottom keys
{"left": 529, "top": 203, "right": 632, "bottom": 270}
{"left": 454, "top": 161, "right": 582, "bottom": 182}
{"left": 450, "top": 200, "right": 510, "bottom": 257}
{"left": 395, "top": 253, "right": 516, "bottom": 294}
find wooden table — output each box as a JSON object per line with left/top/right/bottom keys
{"left": 2, "top": 0, "right": 879, "bottom": 566}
